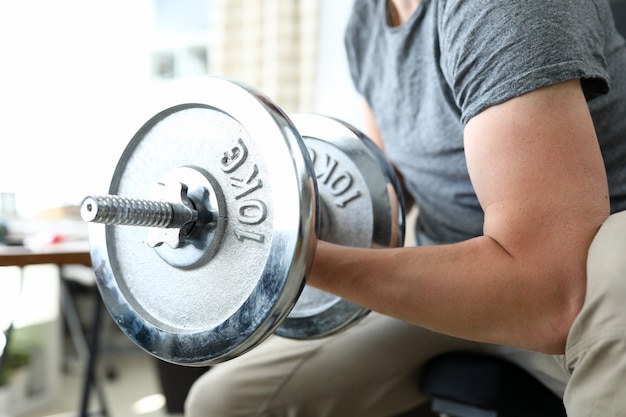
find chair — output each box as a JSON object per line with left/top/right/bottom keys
{"left": 420, "top": 352, "right": 566, "bottom": 417}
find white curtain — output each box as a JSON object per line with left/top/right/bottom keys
{"left": 209, "top": 0, "right": 320, "bottom": 112}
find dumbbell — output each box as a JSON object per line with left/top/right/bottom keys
{"left": 81, "top": 76, "right": 405, "bottom": 366}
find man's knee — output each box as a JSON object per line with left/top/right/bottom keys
{"left": 584, "top": 210, "right": 626, "bottom": 317}
{"left": 184, "top": 367, "right": 258, "bottom": 417}
{"left": 567, "top": 210, "right": 626, "bottom": 357}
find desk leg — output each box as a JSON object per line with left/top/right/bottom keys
{"left": 0, "top": 266, "right": 25, "bottom": 385}
{"left": 78, "top": 294, "right": 109, "bottom": 417}
{"left": 60, "top": 279, "right": 89, "bottom": 370}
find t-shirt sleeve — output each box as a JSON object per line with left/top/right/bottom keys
{"left": 344, "top": 0, "right": 377, "bottom": 98}
{"left": 438, "top": 0, "right": 611, "bottom": 125}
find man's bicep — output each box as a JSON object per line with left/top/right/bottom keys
{"left": 464, "top": 79, "right": 609, "bottom": 256}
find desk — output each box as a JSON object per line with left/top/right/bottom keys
{"left": 0, "top": 241, "right": 91, "bottom": 267}
{"left": 0, "top": 241, "right": 107, "bottom": 417}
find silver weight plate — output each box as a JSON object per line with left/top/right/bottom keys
{"left": 275, "top": 113, "right": 406, "bottom": 339}
{"left": 87, "top": 77, "right": 318, "bottom": 365}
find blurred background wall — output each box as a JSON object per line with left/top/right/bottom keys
{"left": 0, "top": 0, "right": 360, "bottom": 219}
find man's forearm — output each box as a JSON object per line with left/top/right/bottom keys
{"left": 308, "top": 236, "right": 585, "bottom": 354}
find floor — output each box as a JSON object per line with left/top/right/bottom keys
{"left": 2, "top": 276, "right": 190, "bottom": 417}
{"left": 21, "top": 337, "right": 183, "bottom": 417}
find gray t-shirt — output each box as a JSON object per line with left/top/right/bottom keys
{"left": 345, "top": 0, "right": 626, "bottom": 245}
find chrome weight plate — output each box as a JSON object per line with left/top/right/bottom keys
{"left": 275, "top": 113, "right": 406, "bottom": 339}
{"left": 87, "top": 77, "right": 317, "bottom": 365}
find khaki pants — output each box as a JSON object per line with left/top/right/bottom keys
{"left": 563, "top": 211, "right": 626, "bottom": 416}
{"left": 185, "top": 212, "right": 626, "bottom": 417}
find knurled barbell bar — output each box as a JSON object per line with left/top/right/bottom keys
{"left": 81, "top": 76, "right": 405, "bottom": 366}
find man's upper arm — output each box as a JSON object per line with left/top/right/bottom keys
{"left": 465, "top": 78, "right": 609, "bottom": 289}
